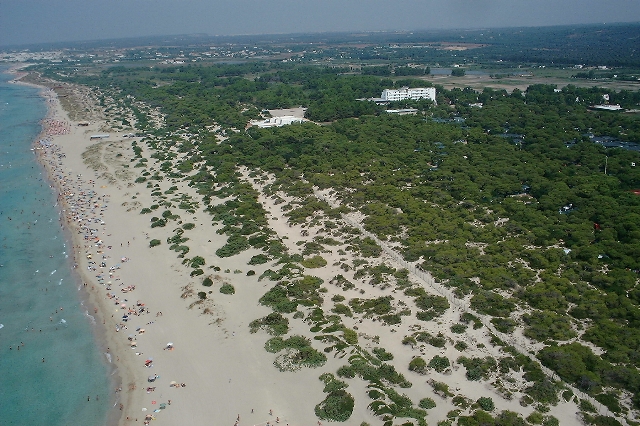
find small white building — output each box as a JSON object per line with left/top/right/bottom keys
{"left": 381, "top": 87, "right": 436, "bottom": 104}
{"left": 592, "top": 104, "right": 623, "bottom": 111}
{"left": 251, "top": 116, "right": 305, "bottom": 128}
{"left": 89, "top": 134, "right": 110, "bottom": 140}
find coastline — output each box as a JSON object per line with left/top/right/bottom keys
{"left": 10, "top": 68, "right": 339, "bottom": 426}
{"left": 9, "top": 66, "right": 128, "bottom": 426}
{"left": 9, "top": 68, "right": 320, "bottom": 426}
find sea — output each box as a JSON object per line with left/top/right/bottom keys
{"left": 0, "top": 66, "right": 112, "bottom": 426}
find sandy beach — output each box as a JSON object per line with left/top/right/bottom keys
{"left": 22, "top": 73, "right": 337, "bottom": 426}
{"left": 15, "top": 68, "right": 596, "bottom": 426}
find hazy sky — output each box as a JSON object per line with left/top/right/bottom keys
{"left": 1, "top": 0, "right": 639, "bottom": 47}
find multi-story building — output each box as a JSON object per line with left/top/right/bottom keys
{"left": 381, "top": 87, "right": 436, "bottom": 104}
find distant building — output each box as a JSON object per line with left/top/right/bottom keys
{"left": 384, "top": 108, "right": 419, "bottom": 115}
{"left": 251, "top": 116, "right": 305, "bottom": 128}
{"left": 381, "top": 87, "right": 436, "bottom": 104}
{"left": 89, "top": 134, "right": 110, "bottom": 140}
{"left": 591, "top": 104, "right": 623, "bottom": 111}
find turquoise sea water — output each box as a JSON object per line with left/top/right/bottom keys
{"left": 0, "top": 67, "right": 112, "bottom": 426}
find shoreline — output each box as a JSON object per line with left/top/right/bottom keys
{"left": 8, "top": 66, "right": 132, "bottom": 426}
{"left": 16, "top": 71, "right": 124, "bottom": 426}
{"left": 11, "top": 68, "right": 334, "bottom": 426}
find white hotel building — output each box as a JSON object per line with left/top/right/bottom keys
{"left": 381, "top": 87, "right": 437, "bottom": 104}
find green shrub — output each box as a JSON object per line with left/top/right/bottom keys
{"left": 220, "top": 283, "right": 235, "bottom": 295}
{"left": 141, "top": 207, "right": 152, "bottom": 214}
{"left": 270, "top": 335, "right": 327, "bottom": 371}
{"left": 182, "top": 223, "right": 195, "bottom": 230}
{"left": 247, "top": 270, "right": 256, "bottom": 276}
{"left": 301, "top": 255, "right": 328, "bottom": 268}
{"left": 197, "top": 291, "right": 207, "bottom": 300}
{"left": 455, "top": 341, "right": 468, "bottom": 351}
{"left": 249, "top": 312, "right": 289, "bottom": 335}
{"left": 190, "top": 256, "right": 205, "bottom": 268}
{"left": 428, "top": 355, "right": 450, "bottom": 373}
{"left": 190, "top": 268, "right": 204, "bottom": 277}
{"left": 343, "top": 328, "right": 358, "bottom": 345}
{"left": 451, "top": 324, "right": 467, "bottom": 334}
{"left": 429, "top": 380, "right": 454, "bottom": 397}
{"left": 332, "top": 294, "right": 346, "bottom": 302}
{"left": 477, "top": 396, "right": 495, "bottom": 411}
{"left": 524, "top": 378, "right": 560, "bottom": 405}
{"left": 409, "top": 356, "right": 427, "bottom": 374}
{"left": 202, "top": 277, "right": 213, "bottom": 287}
{"left": 372, "top": 347, "right": 394, "bottom": 361}
{"left": 315, "top": 389, "right": 354, "bottom": 422}
{"left": 453, "top": 395, "right": 471, "bottom": 409}
{"left": 419, "top": 398, "right": 436, "bottom": 409}
{"left": 149, "top": 239, "right": 161, "bottom": 248}
{"left": 527, "top": 412, "right": 544, "bottom": 424}
{"left": 595, "top": 393, "right": 621, "bottom": 413}
{"left": 248, "top": 254, "right": 270, "bottom": 265}
{"left": 457, "top": 356, "right": 497, "bottom": 381}
{"left": 579, "top": 399, "right": 597, "bottom": 413}
{"left": 216, "top": 235, "right": 249, "bottom": 258}
{"left": 332, "top": 303, "right": 353, "bottom": 317}
{"left": 491, "top": 317, "right": 517, "bottom": 333}
{"left": 150, "top": 218, "right": 167, "bottom": 228}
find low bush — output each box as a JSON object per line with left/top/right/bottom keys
{"left": 332, "top": 303, "right": 353, "bottom": 317}
{"left": 409, "top": 356, "right": 427, "bottom": 374}
{"left": 372, "top": 347, "right": 394, "bottom": 361}
{"left": 315, "top": 373, "right": 354, "bottom": 423}
{"left": 419, "top": 398, "right": 436, "bottom": 409}
{"left": 149, "top": 239, "right": 161, "bottom": 248}
{"left": 428, "top": 355, "right": 450, "bottom": 373}
{"left": 248, "top": 254, "right": 270, "bottom": 265}
{"left": 249, "top": 312, "right": 289, "bottom": 335}
{"left": 202, "top": 276, "right": 213, "bottom": 287}
{"left": 455, "top": 341, "right": 468, "bottom": 351}
{"left": 220, "top": 283, "right": 235, "bottom": 295}
{"left": 301, "top": 255, "right": 328, "bottom": 268}
{"left": 343, "top": 328, "right": 358, "bottom": 345}
{"left": 477, "top": 396, "right": 495, "bottom": 411}
{"left": 451, "top": 324, "right": 467, "bottom": 334}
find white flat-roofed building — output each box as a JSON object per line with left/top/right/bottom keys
{"left": 381, "top": 87, "right": 436, "bottom": 104}
{"left": 251, "top": 115, "right": 306, "bottom": 128}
